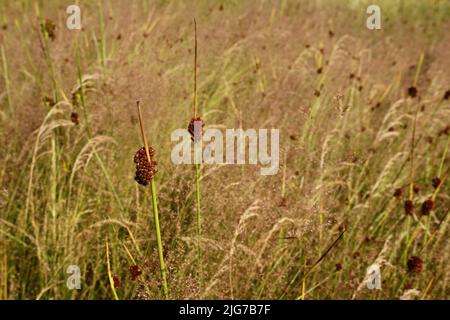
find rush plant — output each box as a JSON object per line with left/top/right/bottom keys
{"left": 187, "top": 18, "right": 205, "bottom": 296}
{"left": 135, "top": 101, "right": 169, "bottom": 299}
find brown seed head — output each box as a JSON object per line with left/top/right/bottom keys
{"left": 421, "top": 198, "right": 434, "bottom": 216}
{"left": 279, "top": 197, "right": 287, "bottom": 207}
{"left": 129, "top": 265, "right": 142, "bottom": 281}
{"left": 393, "top": 188, "right": 403, "bottom": 199}
{"left": 43, "top": 95, "right": 55, "bottom": 107}
{"left": 188, "top": 117, "right": 205, "bottom": 142}
{"left": 41, "top": 19, "right": 56, "bottom": 41}
{"left": 113, "top": 275, "right": 121, "bottom": 288}
{"left": 407, "top": 86, "right": 418, "bottom": 98}
{"left": 70, "top": 112, "right": 79, "bottom": 125}
{"left": 438, "top": 126, "right": 450, "bottom": 137}
{"left": 134, "top": 146, "right": 157, "bottom": 186}
{"left": 443, "top": 89, "right": 450, "bottom": 100}
{"left": 407, "top": 256, "right": 423, "bottom": 273}
{"left": 404, "top": 200, "right": 414, "bottom": 215}
{"left": 431, "top": 177, "right": 441, "bottom": 189}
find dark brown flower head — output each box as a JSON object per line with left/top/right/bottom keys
{"left": 335, "top": 263, "right": 342, "bottom": 271}
{"left": 317, "top": 67, "right": 322, "bottom": 74}
{"left": 279, "top": 197, "right": 287, "bottom": 207}
{"left": 438, "top": 125, "right": 450, "bottom": 137}
{"left": 404, "top": 200, "right": 414, "bottom": 215}
{"left": 439, "top": 125, "right": 450, "bottom": 137}
{"left": 43, "top": 95, "right": 55, "bottom": 107}
{"left": 407, "top": 86, "right": 418, "bottom": 98}
{"left": 188, "top": 117, "right": 204, "bottom": 142}
{"left": 134, "top": 146, "right": 157, "bottom": 186}
{"left": 41, "top": 19, "right": 56, "bottom": 41}
{"left": 328, "top": 30, "right": 334, "bottom": 38}
{"left": 70, "top": 112, "right": 79, "bottom": 125}
{"left": 421, "top": 198, "right": 434, "bottom": 216}
{"left": 112, "top": 275, "right": 121, "bottom": 288}
{"left": 432, "top": 177, "right": 441, "bottom": 189}
{"left": 129, "top": 265, "right": 142, "bottom": 281}
{"left": 338, "top": 222, "right": 348, "bottom": 232}
{"left": 413, "top": 185, "right": 420, "bottom": 194}
{"left": 393, "top": 188, "right": 403, "bottom": 199}
{"left": 407, "top": 256, "right": 423, "bottom": 273}
{"left": 443, "top": 90, "right": 450, "bottom": 100}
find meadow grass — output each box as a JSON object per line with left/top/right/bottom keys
{"left": 0, "top": 0, "right": 449, "bottom": 300}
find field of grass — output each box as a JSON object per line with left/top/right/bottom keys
{"left": 0, "top": 0, "right": 449, "bottom": 300}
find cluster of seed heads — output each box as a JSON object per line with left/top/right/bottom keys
{"left": 188, "top": 117, "right": 205, "bottom": 142}
{"left": 394, "top": 175, "right": 443, "bottom": 216}
{"left": 134, "top": 146, "right": 157, "bottom": 186}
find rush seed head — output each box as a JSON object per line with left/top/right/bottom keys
{"left": 393, "top": 188, "right": 403, "bottom": 199}
{"left": 129, "top": 265, "right": 142, "bottom": 281}
{"left": 43, "top": 95, "right": 55, "bottom": 107}
{"left": 407, "top": 256, "right": 423, "bottom": 273}
{"left": 407, "top": 86, "right": 418, "bottom": 98}
{"left": 404, "top": 199, "right": 414, "bottom": 215}
{"left": 70, "top": 112, "right": 79, "bottom": 125}
{"left": 134, "top": 146, "right": 157, "bottom": 186}
{"left": 432, "top": 177, "right": 441, "bottom": 189}
{"left": 188, "top": 117, "right": 205, "bottom": 142}
{"left": 443, "top": 89, "right": 450, "bottom": 100}
{"left": 41, "top": 18, "right": 56, "bottom": 41}
{"left": 421, "top": 198, "right": 434, "bottom": 216}
{"left": 113, "top": 275, "right": 121, "bottom": 288}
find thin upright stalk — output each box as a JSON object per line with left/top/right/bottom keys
{"left": 193, "top": 18, "right": 198, "bottom": 118}
{"left": 195, "top": 162, "right": 202, "bottom": 293}
{"left": 136, "top": 101, "right": 169, "bottom": 299}
{"left": 0, "top": 45, "right": 12, "bottom": 114}
{"left": 151, "top": 179, "right": 168, "bottom": 299}
{"left": 192, "top": 18, "right": 203, "bottom": 296}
